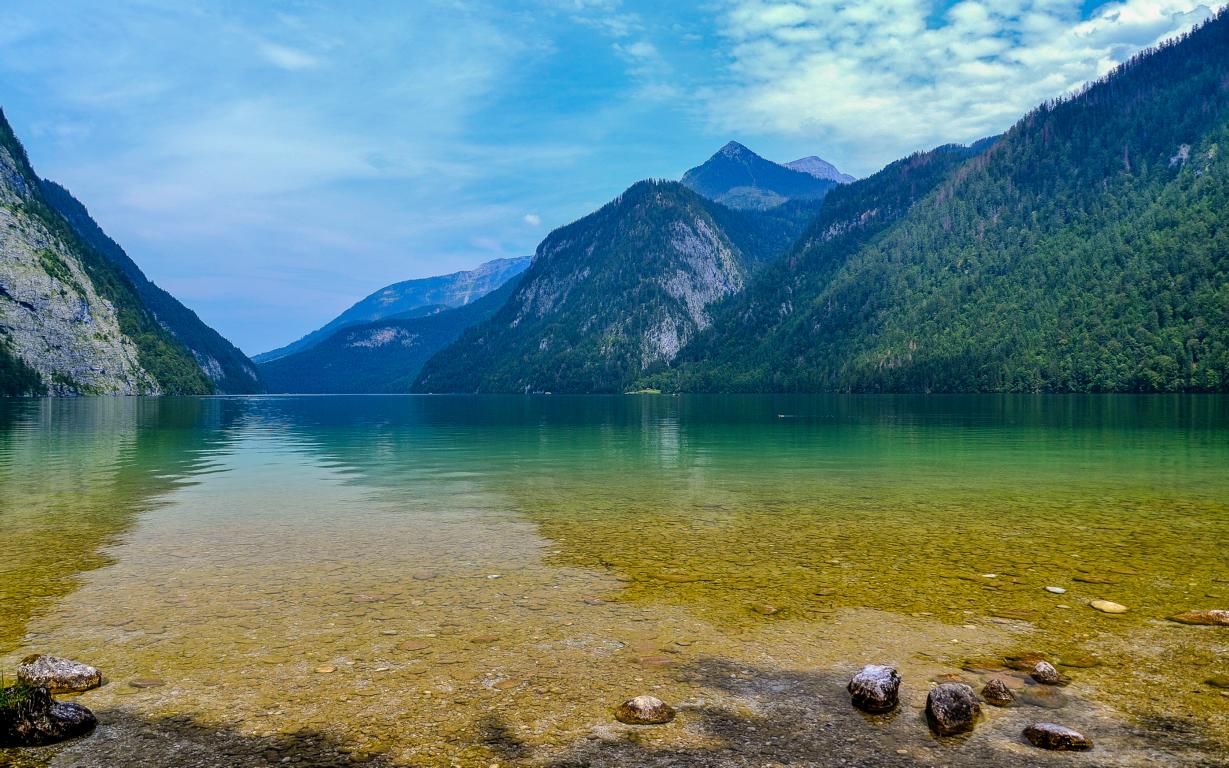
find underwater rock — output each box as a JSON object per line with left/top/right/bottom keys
{"left": 1023, "top": 722, "right": 1093, "bottom": 751}
{"left": 847, "top": 665, "right": 900, "bottom": 713}
{"left": 1031, "top": 661, "right": 1060, "bottom": 685}
{"left": 1168, "top": 609, "right": 1229, "bottom": 626}
{"left": 1044, "top": 586, "right": 1066, "bottom": 594}
{"left": 615, "top": 695, "right": 675, "bottom": 725}
{"left": 981, "top": 678, "right": 1015, "bottom": 706}
{"left": 0, "top": 685, "right": 97, "bottom": 747}
{"left": 16, "top": 655, "right": 102, "bottom": 693}
{"left": 926, "top": 683, "right": 981, "bottom": 736}
{"left": 1089, "top": 600, "right": 1127, "bottom": 614}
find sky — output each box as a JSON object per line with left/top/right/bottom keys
{"left": 0, "top": 0, "right": 1220, "bottom": 354}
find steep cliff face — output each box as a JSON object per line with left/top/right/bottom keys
{"left": 414, "top": 181, "right": 753, "bottom": 393}
{"left": 0, "top": 109, "right": 212, "bottom": 396}
{"left": 40, "top": 181, "right": 263, "bottom": 393}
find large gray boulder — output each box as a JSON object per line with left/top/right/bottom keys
{"left": 0, "top": 685, "right": 97, "bottom": 746}
{"left": 17, "top": 655, "right": 103, "bottom": 693}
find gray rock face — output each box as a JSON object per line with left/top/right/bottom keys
{"left": 1023, "top": 722, "right": 1094, "bottom": 751}
{"left": 17, "top": 654, "right": 103, "bottom": 693}
{"left": 0, "top": 141, "right": 156, "bottom": 395}
{"left": 1030, "top": 661, "right": 1060, "bottom": 685}
{"left": 614, "top": 695, "right": 675, "bottom": 725}
{"left": 926, "top": 683, "right": 981, "bottom": 736}
{"left": 981, "top": 678, "right": 1015, "bottom": 706}
{"left": 0, "top": 685, "right": 97, "bottom": 747}
{"left": 847, "top": 664, "right": 900, "bottom": 713}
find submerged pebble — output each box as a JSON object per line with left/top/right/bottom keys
{"left": 1168, "top": 609, "right": 1229, "bottom": 626}
{"left": 1090, "top": 600, "right": 1127, "bottom": 614}
{"left": 1023, "top": 722, "right": 1093, "bottom": 751}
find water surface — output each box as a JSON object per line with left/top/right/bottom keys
{"left": 1, "top": 396, "right": 1226, "bottom": 767}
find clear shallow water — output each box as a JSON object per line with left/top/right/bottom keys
{"left": 0, "top": 395, "right": 1227, "bottom": 767}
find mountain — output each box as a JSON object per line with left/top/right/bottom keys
{"left": 1, "top": 108, "right": 215, "bottom": 396}
{"left": 784, "top": 156, "right": 856, "bottom": 184}
{"left": 39, "top": 180, "right": 263, "bottom": 393}
{"left": 258, "top": 276, "right": 522, "bottom": 393}
{"left": 662, "top": 9, "right": 1229, "bottom": 393}
{"left": 414, "top": 180, "right": 815, "bottom": 393}
{"left": 255, "top": 255, "right": 531, "bottom": 363}
{"left": 681, "top": 141, "right": 844, "bottom": 210}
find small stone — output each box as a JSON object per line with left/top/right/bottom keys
{"left": 1204, "top": 675, "right": 1229, "bottom": 689}
{"left": 981, "top": 678, "right": 1015, "bottom": 706}
{"left": 847, "top": 665, "right": 900, "bottom": 713}
{"left": 1023, "top": 723, "right": 1093, "bottom": 751}
{"left": 16, "top": 655, "right": 103, "bottom": 693}
{"left": 652, "top": 573, "right": 699, "bottom": 584}
{"left": 128, "top": 678, "right": 165, "bottom": 689}
{"left": 752, "top": 604, "right": 779, "bottom": 616}
{"left": 926, "top": 683, "right": 981, "bottom": 736}
{"left": 1031, "top": 661, "right": 1060, "bottom": 685}
{"left": 1167, "top": 609, "right": 1229, "bottom": 626}
{"left": 1073, "top": 575, "right": 1117, "bottom": 585}
{"left": 1044, "top": 586, "right": 1066, "bottom": 594}
{"left": 315, "top": 666, "right": 337, "bottom": 674}
{"left": 614, "top": 695, "right": 675, "bottom": 725}
{"left": 397, "top": 640, "right": 431, "bottom": 652}
{"left": 1089, "top": 600, "right": 1127, "bottom": 614}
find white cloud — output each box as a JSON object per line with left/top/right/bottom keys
{"left": 523, "top": 213, "right": 542, "bottom": 226}
{"left": 259, "top": 42, "right": 320, "bottom": 71}
{"left": 711, "top": 0, "right": 1222, "bottom": 173}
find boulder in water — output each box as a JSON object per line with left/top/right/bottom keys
{"left": 926, "top": 683, "right": 981, "bottom": 736}
{"left": 16, "top": 655, "right": 102, "bottom": 693}
{"left": 981, "top": 678, "right": 1015, "bottom": 706}
{"left": 0, "top": 685, "right": 97, "bottom": 747}
{"left": 847, "top": 665, "right": 900, "bottom": 713}
{"left": 615, "top": 695, "right": 675, "bottom": 725}
{"left": 1031, "top": 661, "right": 1061, "bottom": 685}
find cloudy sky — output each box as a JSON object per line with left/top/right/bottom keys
{"left": 0, "top": 0, "right": 1219, "bottom": 353}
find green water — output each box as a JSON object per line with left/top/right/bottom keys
{"left": 1, "top": 395, "right": 1226, "bottom": 767}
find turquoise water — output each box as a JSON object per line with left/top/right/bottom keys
{"left": 1, "top": 395, "right": 1227, "bottom": 766}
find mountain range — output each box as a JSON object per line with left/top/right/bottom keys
{"left": 0, "top": 109, "right": 261, "bottom": 396}
{"left": 416, "top": 11, "right": 1227, "bottom": 394}
{"left": 5, "top": 9, "right": 1227, "bottom": 397}
{"left": 254, "top": 255, "right": 531, "bottom": 363}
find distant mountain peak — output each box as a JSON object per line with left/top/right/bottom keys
{"left": 784, "top": 155, "right": 856, "bottom": 184}
{"left": 681, "top": 141, "right": 838, "bottom": 210}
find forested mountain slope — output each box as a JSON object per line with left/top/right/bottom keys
{"left": 415, "top": 180, "right": 798, "bottom": 393}
{"left": 0, "top": 109, "right": 213, "bottom": 396}
{"left": 40, "top": 180, "right": 263, "bottom": 393}
{"left": 664, "top": 11, "right": 1229, "bottom": 393}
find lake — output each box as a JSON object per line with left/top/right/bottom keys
{"left": 1, "top": 395, "right": 1227, "bottom": 767}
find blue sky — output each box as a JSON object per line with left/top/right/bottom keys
{"left": 0, "top": 0, "right": 1219, "bottom": 354}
